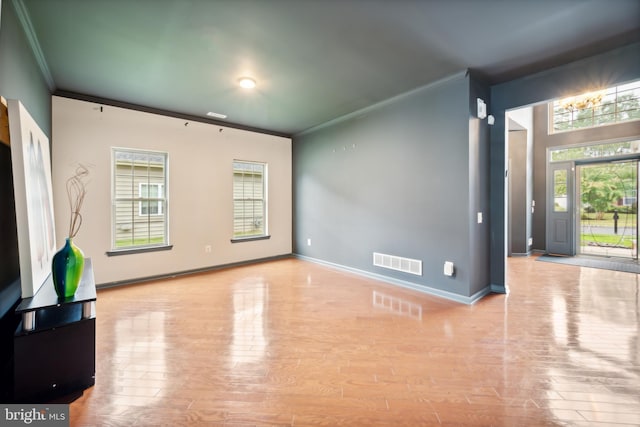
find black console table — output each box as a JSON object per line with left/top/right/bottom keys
{"left": 13, "top": 259, "right": 96, "bottom": 402}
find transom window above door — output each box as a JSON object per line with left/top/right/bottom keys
{"left": 549, "top": 139, "right": 640, "bottom": 162}
{"left": 550, "top": 79, "right": 640, "bottom": 133}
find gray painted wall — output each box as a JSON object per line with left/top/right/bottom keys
{"left": 490, "top": 42, "right": 640, "bottom": 291}
{"left": 0, "top": 0, "right": 51, "bottom": 135}
{"left": 531, "top": 103, "right": 640, "bottom": 252}
{"left": 293, "top": 72, "right": 491, "bottom": 301}
{"left": 467, "top": 73, "right": 491, "bottom": 296}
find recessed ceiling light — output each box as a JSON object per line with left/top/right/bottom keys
{"left": 207, "top": 111, "right": 227, "bottom": 119}
{"left": 238, "top": 77, "right": 256, "bottom": 89}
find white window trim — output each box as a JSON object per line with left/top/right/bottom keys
{"left": 110, "top": 147, "right": 170, "bottom": 254}
{"left": 232, "top": 160, "right": 268, "bottom": 241}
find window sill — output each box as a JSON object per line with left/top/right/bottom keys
{"left": 231, "top": 235, "right": 271, "bottom": 243}
{"left": 106, "top": 245, "right": 173, "bottom": 257}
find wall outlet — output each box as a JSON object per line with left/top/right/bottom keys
{"left": 477, "top": 212, "right": 483, "bottom": 224}
{"left": 528, "top": 238, "right": 533, "bottom": 246}
{"left": 307, "top": 238, "right": 312, "bottom": 246}
{"left": 205, "top": 245, "right": 212, "bottom": 253}
{"left": 444, "top": 261, "right": 455, "bottom": 277}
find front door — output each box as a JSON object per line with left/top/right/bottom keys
{"left": 547, "top": 161, "right": 575, "bottom": 255}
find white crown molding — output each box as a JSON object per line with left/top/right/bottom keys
{"left": 294, "top": 70, "right": 468, "bottom": 138}
{"left": 12, "top": 0, "right": 55, "bottom": 91}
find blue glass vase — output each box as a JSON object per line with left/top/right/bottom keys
{"left": 52, "top": 238, "right": 85, "bottom": 299}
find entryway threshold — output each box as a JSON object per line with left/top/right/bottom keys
{"left": 536, "top": 254, "right": 640, "bottom": 274}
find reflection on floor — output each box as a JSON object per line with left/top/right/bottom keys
{"left": 68, "top": 256, "right": 640, "bottom": 426}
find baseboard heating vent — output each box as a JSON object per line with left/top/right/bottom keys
{"left": 373, "top": 252, "right": 422, "bottom": 276}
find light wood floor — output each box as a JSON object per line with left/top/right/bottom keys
{"left": 69, "top": 256, "right": 640, "bottom": 426}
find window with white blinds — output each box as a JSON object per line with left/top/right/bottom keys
{"left": 232, "top": 160, "right": 267, "bottom": 239}
{"left": 112, "top": 148, "right": 168, "bottom": 250}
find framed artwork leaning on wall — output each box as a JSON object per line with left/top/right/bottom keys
{"left": 8, "top": 99, "right": 56, "bottom": 298}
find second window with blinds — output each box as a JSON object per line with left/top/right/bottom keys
{"left": 232, "top": 160, "right": 269, "bottom": 241}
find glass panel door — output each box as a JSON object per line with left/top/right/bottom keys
{"left": 578, "top": 160, "right": 638, "bottom": 259}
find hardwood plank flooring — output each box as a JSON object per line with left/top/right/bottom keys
{"left": 68, "top": 256, "right": 640, "bottom": 426}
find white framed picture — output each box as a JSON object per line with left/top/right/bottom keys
{"left": 8, "top": 100, "right": 57, "bottom": 298}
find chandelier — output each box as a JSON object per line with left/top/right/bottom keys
{"left": 559, "top": 90, "right": 605, "bottom": 111}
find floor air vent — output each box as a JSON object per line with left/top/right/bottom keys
{"left": 373, "top": 252, "right": 422, "bottom": 276}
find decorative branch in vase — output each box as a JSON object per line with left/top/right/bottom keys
{"left": 52, "top": 164, "right": 90, "bottom": 299}
{"left": 67, "top": 164, "right": 89, "bottom": 238}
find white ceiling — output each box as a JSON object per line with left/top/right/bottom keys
{"left": 20, "top": 0, "right": 640, "bottom": 135}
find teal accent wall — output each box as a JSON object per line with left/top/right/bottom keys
{"left": 293, "top": 72, "right": 491, "bottom": 301}
{"left": 0, "top": 0, "right": 51, "bottom": 136}
{"left": 490, "top": 42, "right": 640, "bottom": 291}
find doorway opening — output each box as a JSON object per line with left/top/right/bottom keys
{"left": 578, "top": 160, "right": 638, "bottom": 259}
{"left": 547, "top": 139, "right": 640, "bottom": 260}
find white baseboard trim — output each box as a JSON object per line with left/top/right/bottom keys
{"left": 295, "top": 254, "right": 493, "bottom": 305}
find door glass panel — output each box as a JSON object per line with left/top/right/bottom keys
{"left": 579, "top": 161, "right": 638, "bottom": 259}
{"left": 554, "top": 170, "right": 568, "bottom": 212}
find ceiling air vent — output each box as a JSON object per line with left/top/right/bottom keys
{"left": 373, "top": 252, "right": 422, "bottom": 276}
